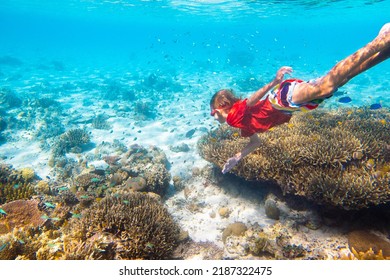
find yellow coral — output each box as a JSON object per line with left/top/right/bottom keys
{"left": 35, "top": 180, "right": 50, "bottom": 194}
{"left": 351, "top": 247, "right": 390, "bottom": 260}
{"left": 20, "top": 168, "right": 35, "bottom": 181}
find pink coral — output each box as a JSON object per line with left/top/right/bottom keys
{"left": 0, "top": 199, "right": 45, "bottom": 234}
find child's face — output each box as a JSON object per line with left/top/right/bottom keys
{"left": 212, "top": 109, "right": 228, "bottom": 123}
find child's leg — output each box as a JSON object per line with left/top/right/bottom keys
{"left": 292, "top": 24, "right": 390, "bottom": 104}
{"left": 337, "top": 47, "right": 390, "bottom": 87}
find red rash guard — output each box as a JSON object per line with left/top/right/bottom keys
{"left": 226, "top": 98, "right": 292, "bottom": 137}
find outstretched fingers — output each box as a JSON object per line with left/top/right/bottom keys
{"left": 275, "top": 66, "right": 293, "bottom": 83}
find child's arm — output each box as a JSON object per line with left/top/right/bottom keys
{"left": 222, "top": 134, "right": 261, "bottom": 174}
{"left": 247, "top": 66, "right": 293, "bottom": 107}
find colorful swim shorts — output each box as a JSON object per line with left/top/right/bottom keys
{"left": 268, "top": 79, "right": 323, "bottom": 112}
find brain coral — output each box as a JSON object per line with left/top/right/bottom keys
{"left": 198, "top": 108, "right": 390, "bottom": 210}
{"left": 64, "top": 192, "right": 180, "bottom": 259}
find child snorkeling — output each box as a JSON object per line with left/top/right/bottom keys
{"left": 210, "top": 23, "right": 390, "bottom": 174}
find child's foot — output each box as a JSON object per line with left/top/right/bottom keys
{"left": 379, "top": 23, "right": 390, "bottom": 35}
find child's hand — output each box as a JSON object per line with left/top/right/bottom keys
{"left": 222, "top": 155, "right": 241, "bottom": 174}
{"left": 275, "top": 66, "right": 293, "bottom": 83}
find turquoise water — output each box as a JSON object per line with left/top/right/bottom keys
{"left": 0, "top": 1, "right": 389, "bottom": 117}
{"left": 1, "top": 1, "right": 389, "bottom": 75}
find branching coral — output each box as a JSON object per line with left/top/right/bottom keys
{"left": 91, "top": 114, "right": 111, "bottom": 130}
{"left": 52, "top": 128, "right": 91, "bottom": 156}
{"left": 64, "top": 192, "right": 180, "bottom": 260}
{"left": 0, "top": 227, "right": 42, "bottom": 259}
{"left": 347, "top": 230, "right": 390, "bottom": 258}
{"left": 0, "top": 165, "right": 38, "bottom": 204}
{"left": 198, "top": 108, "right": 390, "bottom": 209}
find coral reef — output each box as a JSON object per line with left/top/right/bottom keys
{"left": 0, "top": 182, "right": 35, "bottom": 205}
{"left": 64, "top": 192, "right": 180, "bottom": 259}
{"left": 91, "top": 114, "right": 111, "bottom": 130}
{"left": 101, "top": 79, "right": 135, "bottom": 101}
{"left": 198, "top": 108, "right": 390, "bottom": 210}
{"left": 120, "top": 144, "right": 171, "bottom": 196}
{"left": 0, "top": 227, "right": 42, "bottom": 259}
{"left": 0, "top": 87, "right": 22, "bottom": 108}
{"left": 347, "top": 230, "right": 390, "bottom": 258}
{"left": 222, "top": 222, "right": 247, "bottom": 243}
{"left": 52, "top": 128, "right": 91, "bottom": 156}
{"left": 20, "top": 168, "right": 35, "bottom": 181}
{"left": 222, "top": 223, "right": 292, "bottom": 259}
{"left": 0, "top": 199, "right": 45, "bottom": 234}
{"left": 0, "top": 165, "right": 36, "bottom": 204}
{"left": 350, "top": 248, "right": 390, "bottom": 260}
{"left": 133, "top": 101, "right": 157, "bottom": 120}
{"left": 74, "top": 173, "right": 103, "bottom": 190}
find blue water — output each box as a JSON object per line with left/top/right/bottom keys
{"left": 0, "top": 1, "right": 389, "bottom": 109}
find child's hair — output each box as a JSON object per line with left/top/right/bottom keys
{"left": 210, "top": 89, "right": 241, "bottom": 109}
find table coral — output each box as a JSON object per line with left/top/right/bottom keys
{"left": 198, "top": 108, "right": 390, "bottom": 210}
{"left": 0, "top": 199, "right": 45, "bottom": 234}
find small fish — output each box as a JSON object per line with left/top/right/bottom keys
{"left": 44, "top": 202, "right": 56, "bottom": 209}
{"left": 90, "top": 178, "right": 100, "bottom": 183}
{"left": 58, "top": 186, "right": 68, "bottom": 192}
{"left": 13, "top": 184, "right": 19, "bottom": 189}
{"left": 41, "top": 214, "right": 50, "bottom": 220}
{"left": 80, "top": 195, "right": 89, "bottom": 199}
{"left": 71, "top": 212, "right": 82, "bottom": 219}
{"left": 133, "top": 137, "right": 137, "bottom": 141}
{"left": 379, "top": 119, "right": 387, "bottom": 125}
{"left": 123, "top": 200, "right": 129, "bottom": 205}
{"left": 0, "top": 208, "right": 7, "bottom": 216}
{"left": 287, "top": 123, "right": 294, "bottom": 128}
{"left": 337, "top": 121, "right": 343, "bottom": 126}
{"left": 232, "top": 132, "right": 240, "bottom": 137}
{"left": 145, "top": 242, "right": 154, "bottom": 249}
{"left": 338, "top": 96, "right": 352, "bottom": 103}
{"left": 370, "top": 103, "right": 382, "bottom": 110}
{"left": 185, "top": 128, "right": 196, "bottom": 138}
{"left": 0, "top": 242, "right": 10, "bottom": 252}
